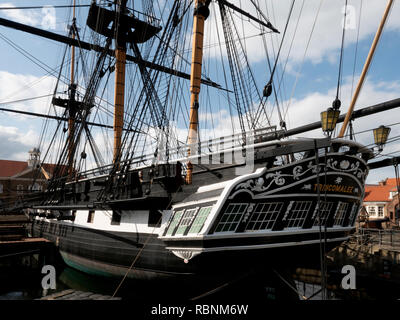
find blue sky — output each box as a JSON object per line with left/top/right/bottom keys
{"left": 0, "top": 0, "right": 399, "bottom": 184}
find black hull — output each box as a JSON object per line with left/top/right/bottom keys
{"left": 32, "top": 219, "right": 349, "bottom": 282}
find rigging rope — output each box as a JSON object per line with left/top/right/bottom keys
{"left": 334, "top": 0, "right": 348, "bottom": 104}
{"left": 350, "top": 0, "right": 363, "bottom": 99}
{"left": 314, "top": 139, "right": 328, "bottom": 300}
{"left": 284, "top": 0, "right": 323, "bottom": 122}
{"left": 254, "top": 0, "right": 295, "bottom": 129}
{"left": 394, "top": 161, "right": 400, "bottom": 222}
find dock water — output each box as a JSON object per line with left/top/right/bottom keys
{"left": 2, "top": 216, "right": 400, "bottom": 301}
{"left": 292, "top": 228, "right": 400, "bottom": 300}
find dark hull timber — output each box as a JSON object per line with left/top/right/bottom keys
{"left": 31, "top": 138, "right": 372, "bottom": 281}
{"left": 31, "top": 219, "right": 349, "bottom": 281}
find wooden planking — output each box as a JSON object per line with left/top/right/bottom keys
{"left": 0, "top": 237, "right": 51, "bottom": 257}
{"left": 0, "top": 214, "right": 30, "bottom": 241}
{"left": 0, "top": 214, "right": 30, "bottom": 224}
{"left": 38, "top": 289, "right": 121, "bottom": 300}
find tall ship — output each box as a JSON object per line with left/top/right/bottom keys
{"left": 0, "top": 0, "right": 397, "bottom": 291}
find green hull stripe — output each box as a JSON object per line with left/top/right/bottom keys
{"left": 62, "top": 255, "right": 115, "bottom": 278}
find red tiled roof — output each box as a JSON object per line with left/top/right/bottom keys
{"left": 364, "top": 179, "right": 398, "bottom": 202}
{"left": 0, "top": 160, "right": 28, "bottom": 177}
{"left": 41, "top": 163, "right": 59, "bottom": 175}
{"left": 382, "top": 178, "right": 398, "bottom": 186}
{"left": 0, "top": 159, "right": 59, "bottom": 178}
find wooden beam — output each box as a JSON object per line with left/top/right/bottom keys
{"left": 0, "top": 16, "right": 222, "bottom": 89}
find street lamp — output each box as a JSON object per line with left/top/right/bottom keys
{"left": 373, "top": 125, "right": 391, "bottom": 151}
{"left": 321, "top": 107, "right": 340, "bottom": 134}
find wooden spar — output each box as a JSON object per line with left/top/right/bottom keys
{"left": 113, "top": 0, "right": 127, "bottom": 166}
{"left": 338, "top": 0, "right": 393, "bottom": 138}
{"left": 70, "top": 0, "right": 76, "bottom": 85}
{"left": 0, "top": 17, "right": 223, "bottom": 89}
{"left": 186, "top": 0, "right": 209, "bottom": 184}
{"left": 113, "top": 46, "right": 126, "bottom": 164}
{"left": 67, "top": 0, "right": 76, "bottom": 177}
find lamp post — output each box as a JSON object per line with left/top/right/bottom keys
{"left": 321, "top": 107, "right": 340, "bottom": 135}
{"left": 373, "top": 125, "right": 391, "bottom": 151}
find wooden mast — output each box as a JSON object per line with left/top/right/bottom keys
{"left": 113, "top": 47, "right": 126, "bottom": 164}
{"left": 67, "top": 0, "right": 76, "bottom": 177}
{"left": 338, "top": 0, "right": 393, "bottom": 138}
{"left": 113, "top": 0, "right": 127, "bottom": 166}
{"left": 186, "top": 0, "right": 209, "bottom": 184}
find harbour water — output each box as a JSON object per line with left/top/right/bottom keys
{"left": 2, "top": 228, "right": 400, "bottom": 301}
{"left": 2, "top": 262, "right": 400, "bottom": 301}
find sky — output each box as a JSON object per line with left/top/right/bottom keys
{"left": 0, "top": 0, "right": 399, "bottom": 184}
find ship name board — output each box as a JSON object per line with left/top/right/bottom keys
{"left": 313, "top": 184, "right": 354, "bottom": 193}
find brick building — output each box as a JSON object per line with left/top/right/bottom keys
{"left": 386, "top": 183, "right": 400, "bottom": 226}
{"left": 0, "top": 148, "right": 54, "bottom": 209}
{"left": 363, "top": 178, "right": 400, "bottom": 227}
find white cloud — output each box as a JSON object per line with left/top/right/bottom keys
{"left": 0, "top": 71, "right": 56, "bottom": 116}
{"left": 0, "top": 125, "right": 39, "bottom": 160}
{"left": 0, "top": 3, "right": 56, "bottom": 30}
{"left": 203, "top": 0, "right": 400, "bottom": 68}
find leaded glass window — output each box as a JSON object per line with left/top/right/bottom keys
{"left": 348, "top": 203, "right": 359, "bottom": 226}
{"left": 165, "top": 210, "right": 184, "bottom": 236}
{"left": 188, "top": 206, "right": 213, "bottom": 234}
{"left": 245, "top": 202, "right": 283, "bottom": 231}
{"left": 313, "top": 202, "right": 334, "bottom": 227}
{"left": 175, "top": 208, "right": 198, "bottom": 235}
{"left": 285, "top": 201, "right": 312, "bottom": 228}
{"left": 214, "top": 203, "right": 248, "bottom": 233}
{"left": 334, "top": 202, "right": 349, "bottom": 226}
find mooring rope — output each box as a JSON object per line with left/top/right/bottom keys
{"left": 112, "top": 184, "right": 183, "bottom": 298}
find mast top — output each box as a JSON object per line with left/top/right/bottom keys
{"left": 86, "top": 2, "right": 162, "bottom": 46}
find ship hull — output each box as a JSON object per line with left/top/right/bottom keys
{"left": 32, "top": 218, "right": 349, "bottom": 281}
{"left": 30, "top": 138, "right": 371, "bottom": 286}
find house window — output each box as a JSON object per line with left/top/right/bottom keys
{"left": 215, "top": 203, "right": 248, "bottom": 233}
{"left": 334, "top": 202, "right": 349, "bottom": 226}
{"left": 368, "top": 206, "right": 376, "bottom": 216}
{"left": 175, "top": 208, "right": 198, "bottom": 235}
{"left": 188, "top": 206, "right": 213, "bottom": 234}
{"left": 111, "top": 211, "right": 121, "bottom": 225}
{"left": 285, "top": 201, "right": 312, "bottom": 229}
{"left": 29, "top": 183, "right": 42, "bottom": 192}
{"left": 313, "top": 202, "right": 334, "bottom": 227}
{"left": 17, "top": 185, "right": 24, "bottom": 194}
{"left": 0, "top": 183, "right": 3, "bottom": 194}
{"left": 87, "top": 210, "right": 95, "bottom": 223}
{"left": 378, "top": 206, "right": 384, "bottom": 217}
{"left": 245, "top": 202, "right": 283, "bottom": 231}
